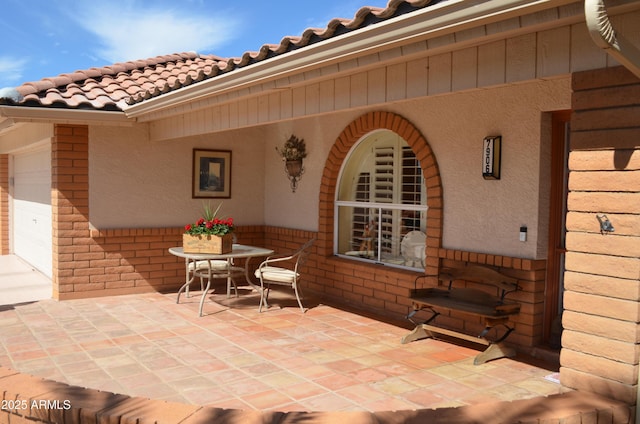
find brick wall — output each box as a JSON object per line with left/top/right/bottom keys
{"left": 52, "top": 125, "right": 89, "bottom": 298}
{"left": 0, "top": 154, "right": 8, "bottom": 255}
{"left": 561, "top": 66, "right": 640, "bottom": 405}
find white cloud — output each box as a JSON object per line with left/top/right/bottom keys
{"left": 71, "top": 4, "right": 239, "bottom": 63}
{"left": 0, "top": 56, "right": 29, "bottom": 88}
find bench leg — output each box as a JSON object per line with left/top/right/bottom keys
{"left": 401, "top": 324, "right": 435, "bottom": 344}
{"left": 474, "top": 342, "right": 516, "bottom": 365}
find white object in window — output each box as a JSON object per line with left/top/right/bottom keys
{"left": 335, "top": 130, "right": 427, "bottom": 269}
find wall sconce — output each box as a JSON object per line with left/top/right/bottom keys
{"left": 276, "top": 135, "right": 307, "bottom": 193}
{"left": 483, "top": 136, "right": 502, "bottom": 180}
{"left": 596, "top": 214, "right": 615, "bottom": 234}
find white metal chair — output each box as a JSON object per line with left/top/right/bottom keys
{"left": 254, "top": 238, "right": 315, "bottom": 312}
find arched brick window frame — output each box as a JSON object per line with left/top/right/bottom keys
{"left": 318, "top": 111, "right": 443, "bottom": 273}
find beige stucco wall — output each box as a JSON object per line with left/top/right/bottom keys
{"left": 0, "top": 123, "right": 52, "bottom": 154}
{"left": 89, "top": 77, "right": 570, "bottom": 259}
{"left": 89, "top": 125, "right": 267, "bottom": 229}
{"left": 261, "top": 78, "right": 571, "bottom": 259}
{"left": 395, "top": 78, "right": 571, "bottom": 259}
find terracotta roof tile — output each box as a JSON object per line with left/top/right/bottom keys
{"left": 0, "top": 0, "right": 435, "bottom": 111}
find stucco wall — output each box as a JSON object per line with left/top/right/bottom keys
{"left": 259, "top": 78, "right": 571, "bottom": 259}
{"left": 89, "top": 125, "right": 267, "bottom": 229}
{"left": 89, "top": 78, "right": 570, "bottom": 260}
{"left": 395, "top": 78, "right": 571, "bottom": 259}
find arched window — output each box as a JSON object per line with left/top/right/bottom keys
{"left": 335, "top": 130, "right": 427, "bottom": 269}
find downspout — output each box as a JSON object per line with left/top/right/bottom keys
{"left": 584, "top": 0, "right": 640, "bottom": 78}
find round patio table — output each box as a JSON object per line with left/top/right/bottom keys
{"left": 169, "top": 244, "right": 274, "bottom": 316}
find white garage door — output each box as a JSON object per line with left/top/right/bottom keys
{"left": 12, "top": 147, "right": 52, "bottom": 278}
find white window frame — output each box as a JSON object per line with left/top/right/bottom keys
{"left": 334, "top": 131, "right": 428, "bottom": 270}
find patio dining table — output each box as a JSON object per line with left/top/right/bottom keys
{"left": 169, "top": 244, "right": 274, "bottom": 316}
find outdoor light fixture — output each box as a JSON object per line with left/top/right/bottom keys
{"left": 483, "top": 136, "right": 502, "bottom": 180}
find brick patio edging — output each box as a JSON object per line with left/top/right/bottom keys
{"left": 0, "top": 366, "right": 631, "bottom": 423}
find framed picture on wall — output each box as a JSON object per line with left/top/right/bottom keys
{"left": 192, "top": 149, "right": 232, "bottom": 198}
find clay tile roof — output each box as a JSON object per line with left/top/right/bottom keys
{"left": 0, "top": 0, "right": 435, "bottom": 112}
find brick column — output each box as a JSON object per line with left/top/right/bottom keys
{"left": 51, "top": 124, "right": 91, "bottom": 299}
{"left": 561, "top": 66, "right": 640, "bottom": 405}
{"left": 0, "top": 154, "right": 8, "bottom": 255}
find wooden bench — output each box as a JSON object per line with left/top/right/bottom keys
{"left": 402, "top": 264, "right": 521, "bottom": 365}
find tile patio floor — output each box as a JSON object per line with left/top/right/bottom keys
{"left": 0, "top": 259, "right": 564, "bottom": 413}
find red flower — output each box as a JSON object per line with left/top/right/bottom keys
{"left": 205, "top": 221, "right": 214, "bottom": 229}
{"left": 196, "top": 218, "right": 205, "bottom": 226}
{"left": 184, "top": 224, "right": 192, "bottom": 231}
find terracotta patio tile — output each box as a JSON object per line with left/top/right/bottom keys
{"left": 363, "top": 395, "right": 419, "bottom": 412}
{"left": 279, "top": 381, "right": 328, "bottom": 401}
{"left": 225, "top": 377, "right": 273, "bottom": 397}
{"left": 299, "top": 392, "right": 358, "bottom": 412}
{"left": 314, "top": 373, "right": 360, "bottom": 391}
{"left": 0, "top": 291, "right": 565, "bottom": 414}
{"left": 336, "top": 384, "right": 388, "bottom": 405}
{"left": 242, "top": 389, "right": 295, "bottom": 410}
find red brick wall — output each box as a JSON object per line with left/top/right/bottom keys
{"left": 561, "top": 66, "right": 640, "bottom": 405}
{"left": 0, "top": 154, "right": 8, "bottom": 255}
{"left": 52, "top": 125, "right": 91, "bottom": 299}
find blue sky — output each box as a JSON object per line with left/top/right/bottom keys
{"left": 0, "top": 0, "right": 389, "bottom": 89}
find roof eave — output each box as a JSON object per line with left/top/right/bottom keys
{"left": 123, "top": 0, "right": 577, "bottom": 120}
{"left": 0, "top": 106, "right": 132, "bottom": 133}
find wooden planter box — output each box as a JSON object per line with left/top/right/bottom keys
{"left": 183, "top": 233, "right": 233, "bottom": 254}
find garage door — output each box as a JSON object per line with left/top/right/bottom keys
{"left": 12, "top": 147, "right": 52, "bottom": 278}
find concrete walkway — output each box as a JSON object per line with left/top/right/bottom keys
{"left": 0, "top": 255, "right": 51, "bottom": 306}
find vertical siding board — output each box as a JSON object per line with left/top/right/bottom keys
{"left": 506, "top": 33, "right": 537, "bottom": 82}
{"left": 350, "top": 72, "right": 368, "bottom": 108}
{"left": 428, "top": 53, "right": 452, "bottom": 95}
{"left": 478, "top": 40, "right": 506, "bottom": 87}
{"left": 306, "top": 83, "right": 320, "bottom": 115}
{"left": 292, "top": 86, "right": 306, "bottom": 117}
{"left": 237, "top": 100, "right": 248, "bottom": 127}
{"left": 368, "top": 67, "right": 386, "bottom": 105}
{"left": 268, "top": 92, "right": 281, "bottom": 122}
{"left": 211, "top": 107, "right": 221, "bottom": 132}
{"left": 335, "top": 76, "right": 351, "bottom": 110}
{"left": 538, "top": 27, "right": 571, "bottom": 78}
{"left": 319, "top": 80, "right": 335, "bottom": 113}
{"left": 247, "top": 97, "right": 259, "bottom": 126}
{"left": 229, "top": 101, "right": 239, "bottom": 128}
{"left": 406, "top": 57, "right": 429, "bottom": 99}
{"left": 280, "top": 89, "right": 293, "bottom": 120}
{"left": 452, "top": 47, "right": 478, "bottom": 91}
{"left": 258, "top": 95, "right": 269, "bottom": 123}
{"left": 570, "top": 23, "right": 608, "bottom": 73}
{"left": 219, "top": 104, "right": 230, "bottom": 130}
{"left": 387, "top": 63, "right": 407, "bottom": 102}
